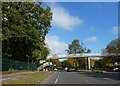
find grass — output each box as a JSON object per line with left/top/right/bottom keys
{"left": 92, "top": 70, "right": 107, "bottom": 73}
{"left": 77, "top": 70, "right": 92, "bottom": 72}
{"left": 2, "top": 70, "right": 36, "bottom": 75}
{"left": 2, "top": 72, "right": 51, "bottom": 84}
{"left": 77, "top": 69, "right": 107, "bottom": 73}
{"left": 2, "top": 70, "right": 30, "bottom": 74}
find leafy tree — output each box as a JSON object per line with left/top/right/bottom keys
{"left": 2, "top": 2, "right": 52, "bottom": 64}
{"left": 67, "top": 39, "right": 87, "bottom": 69}
{"left": 95, "top": 38, "right": 120, "bottom": 71}
{"left": 105, "top": 38, "right": 120, "bottom": 65}
{"left": 105, "top": 38, "right": 120, "bottom": 70}
{"left": 78, "top": 58, "right": 86, "bottom": 69}
{"left": 67, "top": 39, "right": 84, "bottom": 54}
{"left": 50, "top": 59, "right": 61, "bottom": 67}
{"left": 86, "top": 49, "right": 91, "bottom": 53}
{"left": 106, "top": 38, "right": 120, "bottom": 53}
{"left": 62, "top": 60, "right": 71, "bottom": 68}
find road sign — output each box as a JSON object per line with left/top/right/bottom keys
{"left": 40, "top": 60, "right": 46, "bottom": 64}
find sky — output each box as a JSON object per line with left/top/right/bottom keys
{"left": 42, "top": 2, "right": 118, "bottom": 56}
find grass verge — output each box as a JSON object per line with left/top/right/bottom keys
{"left": 2, "top": 70, "right": 33, "bottom": 75}
{"left": 2, "top": 72, "right": 51, "bottom": 84}
{"left": 77, "top": 69, "right": 107, "bottom": 73}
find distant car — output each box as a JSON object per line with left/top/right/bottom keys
{"left": 113, "top": 68, "right": 119, "bottom": 71}
{"left": 67, "top": 68, "right": 73, "bottom": 72}
{"left": 65, "top": 67, "right": 68, "bottom": 71}
{"left": 54, "top": 68, "right": 58, "bottom": 71}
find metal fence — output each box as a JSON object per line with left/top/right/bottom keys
{"left": 2, "top": 58, "right": 37, "bottom": 71}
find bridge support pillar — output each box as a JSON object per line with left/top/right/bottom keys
{"left": 88, "top": 57, "right": 91, "bottom": 70}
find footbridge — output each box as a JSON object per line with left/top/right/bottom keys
{"left": 47, "top": 53, "right": 120, "bottom": 59}
{"left": 46, "top": 53, "right": 120, "bottom": 70}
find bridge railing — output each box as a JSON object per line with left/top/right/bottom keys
{"left": 47, "top": 53, "right": 120, "bottom": 59}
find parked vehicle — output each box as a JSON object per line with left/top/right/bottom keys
{"left": 67, "top": 68, "right": 75, "bottom": 72}
{"left": 54, "top": 68, "right": 58, "bottom": 71}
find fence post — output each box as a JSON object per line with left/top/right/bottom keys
{"left": 28, "top": 56, "right": 29, "bottom": 70}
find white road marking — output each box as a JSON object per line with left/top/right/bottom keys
{"left": 55, "top": 72, "right": 60, "bottom": 84}
{"left": 0, "top": 78, "right": 11, "bottom": 82}
{"left": 55, "top": 78, "right": 58, "bottom": 84}
{"left": 0, "top": 75, "right": 28, "bottom": 82}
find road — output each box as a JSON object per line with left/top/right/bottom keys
{"left": 41, "top": 71, "right": 120, "bottom": 84}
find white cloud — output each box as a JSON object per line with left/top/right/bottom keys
{"left": 45, "top": 35, "right": 68, "bottom": 55}
{"left": 111, "top": 26, "right": 118, "bottom": 34}
{"left": 51, "top": 5, "right": 83, "bottom": 31}
{"left": 86, "top": 36, "right": 97, "bottom": 42}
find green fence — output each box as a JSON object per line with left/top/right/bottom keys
{"left": 2, "top": 59, "right": 37, "bottom": 71}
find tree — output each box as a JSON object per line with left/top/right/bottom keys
{"left": 105, "top": 38, "right": 120, "bottom": 70}
{"left": 67, "top": 40, "right": 84, "bottom": 54}
{"left": 86, "top": 49, "right": 91, "bottom": 53}
{"left": 62, "top": 60, "right": 71, "bottom": 68}
{"left": 67, "top": 39, "right": 87, "bottom": 69}
{"left": 105, "top": 38, "right": 120, "bottom": 64}
{"left": 106, "top": 38, "right": 120, "bottom": 53}
{"left": 50, "top": 59, "right": 61, "bottom": 67}
{"left": 95, "top": 38, "right": 120, "bottom": 71}
{"left": 2, "top": 2, "right": 52, "bottom": 64}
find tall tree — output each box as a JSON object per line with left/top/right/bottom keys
{"left": 105, "top": 38, "right": 120, "bottom": 70}
{"left": 67, "top": 39, "right": 86, "bottom": 69}
{"left": 50, "top": 59, "right": 61, "bottom": 67}
{"left": 67, "top": 39, "right": 84, "bottom": 54}
{"left": 62, "top": 60, "right": 71, "bottom": 68}
{"left": 2, "top": 2, "right": 52, "bottom": 64}
{"left": 95, "top": 38, "right": 120, "bottom": 71}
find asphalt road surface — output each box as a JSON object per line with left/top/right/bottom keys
{"left": 41, "top": 71, "right": 120, "bottom": 84}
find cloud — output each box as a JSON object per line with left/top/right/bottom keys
{"left": 45, "top": 35, "right": 68, "bottom": 55}
{"left": 51, "top": 5, "right": 83, "bottom": 31}
{"left": 111, "top": 26, "right": 119, "bottom": 34}
{"left": 86, "top": 36, "right": 97, "bottom": 42}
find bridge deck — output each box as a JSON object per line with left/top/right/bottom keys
{"left": 47, "top": 53, "right": 120, "bottom": 59}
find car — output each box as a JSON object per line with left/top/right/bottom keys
{"left": 67, "top": 68, "right": 73, "bottom": 72}
{"left": 113, "top": 67, "right": 120, "bottom": 72}
{"left": 54, "top": 68, "right": 58, "bottom": 71}
{"left": 65, "top": 67, "right": 68, "bottom": 71}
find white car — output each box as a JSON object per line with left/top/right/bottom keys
{"left": 113, "top": 68, "right": 118, "bottom": 71}
{"left": 54, "top": 68, "right": 58, "bottom": 71}
{"left": 65, "top": 67, "right": 68, "bottom": 71}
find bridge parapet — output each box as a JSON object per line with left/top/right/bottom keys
{"left": 102, "top": 53, "right": 120, "bottom": 57}
{"left": 67, "top": 54, "right": 83, "bottom": 58}
{"left": 47, "top": 53, "right": 120, "bottom": 59}
{"left": 82, "top": 53, "right": 102, "bottom": 57}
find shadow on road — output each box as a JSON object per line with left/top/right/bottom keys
{"left": 77, "top": 72, "right": 120, "bottom": 81}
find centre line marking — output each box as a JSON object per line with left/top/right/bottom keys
{"left": 55, "top": 72, "right": 60, "bottom": 84}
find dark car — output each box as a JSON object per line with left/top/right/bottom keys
{"left": 67, "top": 68, "right": 73, "bottom": 72}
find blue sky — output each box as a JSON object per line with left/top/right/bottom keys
{"left": 43, "top": 2, "right": 118, "bottom": 55}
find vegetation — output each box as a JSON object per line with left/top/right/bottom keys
{"left": 64, "top": 39, "right": 93, "bottom": 69}
{"left": 77, "top": 69, "right": 106, "bottom": 73}
{"left": 3, "top": 72, "right": 52, "bottom": 84}
{"left": 67, "top": 39, "right": 84, "bottom": 54}
{"left": 2, "top": 70, "right": 30, "bottom": 74}
{"left": 50, "top": 59, "right": 62, "bottom": 67}
{"left": 2, "top": 2, "right": 52, "bottom": 65}
{"left": 62, "top": 60, "right": 71, "bottom": 67}
{"left": 94, "top": 38, "right": 120, "bottom": 71}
